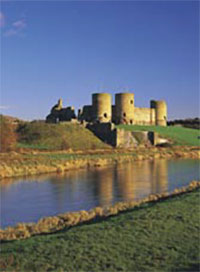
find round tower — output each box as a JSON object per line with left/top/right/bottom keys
{"left": 92, "top": 93, "right": 112, "bottom": 122}
{"left": 115, "top": 93, "right": 134, "bottom": 124}
{"left": 150, "top": 100, "right": 167, "bottom": 126}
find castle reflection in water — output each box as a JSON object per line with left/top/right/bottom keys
{"left": 94, "top": 159, "right": 168, "bottom": 206}
{"left": 1, "top": 159, "right": 199, "bottom": 228}
{"left": 1, "top": 160, "right": 168, "bottom": 209}
{"left": 36, "top": 159, "right": 169, "bottom": 208}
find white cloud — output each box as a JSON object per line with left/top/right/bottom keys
{"left": 4, "top": 29, "right": 18, "bottom": 37}
{"left": 0, "top": 105, "right": 10, "bottom": 110}
{"left": 13, "top": 19, "right": 26, "bottom": 29}
{"left": 4, "top": 18, "right": 26, "bottom": 37}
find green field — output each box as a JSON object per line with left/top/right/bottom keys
{"left": 117, "top": 125, "right": 200, "bottom": 146}
{"left": 1, "top": 189, "right": 199, "bottom": 272}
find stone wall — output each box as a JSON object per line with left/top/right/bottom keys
{"left": 86, "top": 123, "right": 115, "bottom": 145}
{"left": 78, "top": 105, "right": 93, "bottom": 122}
{"left": 86, "top": 123, "right": 161, "bottom": 148}
{"left": 46, "top": 106, "right": 76, "bottom": 123}
{"left": 134, "top": 107, "right": 156, "bottom": 125}
{"left": 113, "top": 129, "right": 138, "bottom": 148}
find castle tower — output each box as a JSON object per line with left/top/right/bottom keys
{"left": 92, "top": 93, "right": 112, "bottom": 122}
{"left": 150, "top": 100, "right": 167, "bottom": 126}
{"left": 115, "top": 93, "right": 134, "bottom": 124}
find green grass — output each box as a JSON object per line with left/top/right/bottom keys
{"left": 17, "top": 143, "right": 51, "bottom": 150}
{"left": 17, "top": 122, "right": 110, "bottom": 150}
{"left": 1, "top": 189, "right": 199, "bottom": 272}
{"left": 117, "top": 124, "right": 200, "bottom": 146}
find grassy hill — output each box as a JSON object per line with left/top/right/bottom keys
{"left": 0, "top": 114, "right": 22, "bottom": 125}
{"left": 15, "top": 122, "right": 200, "bottom": 150}
{"left": 17, "top": 121, "right": 110, "bottom": 150}
{"left": 117, "top": 125, "right": 200, "bottom": 146}
{"left": 2, "top": 115, "right": 199, "bottom": 152}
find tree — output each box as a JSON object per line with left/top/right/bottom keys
{"left": 0, "top": 115, "right": 17, "bottom": 152}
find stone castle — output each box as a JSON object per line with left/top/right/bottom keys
{"left": 46, "top": 93, "right": 167, "bottom": 127}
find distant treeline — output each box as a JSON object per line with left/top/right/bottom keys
{"left": 167, "top": 118, "right": 200, "bottom": 130}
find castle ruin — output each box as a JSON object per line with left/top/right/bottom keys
{"left": 46, "top": 93, "right": 167, "bottom": 127}
{"left": 46, "top": 98, "right": 76, "bottom": 123}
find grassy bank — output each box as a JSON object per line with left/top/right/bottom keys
{"left": 117, "top": 124, "right": 200, "bottom": 146}
{"left": 1, "top": 187, "right": 199, "bottom": 272}
{"left": 0, "top": 146, "right": 199, "bottom": 179}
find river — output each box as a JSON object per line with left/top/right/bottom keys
{"left": 0, "top": 158, "right": 199, "bottom": 228}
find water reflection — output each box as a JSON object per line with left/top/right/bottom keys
{"left": 0, "top": 159, "right": 199, "bottom": 228}
{"left": 94, "top": 169, "right": 114, "bottom": 206}
{"left": 151, "top": 159, "right": 168, "bottom": 194}
{"left": 116, "top": 162, "right": 137, "bottom": 201}
{"left": 115, "top": 159, "right": 168, "bottom": 202}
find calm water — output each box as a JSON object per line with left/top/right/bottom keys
{"left": 0, "top": 159, "right": 199, "bottom": 228}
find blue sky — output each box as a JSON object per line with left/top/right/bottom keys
{"left": 0, "top": 1, "right": 199, "bottom": 120}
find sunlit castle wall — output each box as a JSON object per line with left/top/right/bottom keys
{"left": 92, "top": 93, "right": 112, "bottom": 123}
{"left": 115, "top": 93, "right": 135, "bottom": 124}
{"left": 150, "top": 100, "right": 167, "bottom": 126}
{"left": 133, "top": 107, "right": 156, "bottom": 125}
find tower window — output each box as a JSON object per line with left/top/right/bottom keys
{"left": 130, "top": 100, "right": 133, "bottom": 104}
{"left": 123, "top": 112, "right": 126, "bottom": 117}
{"left": 104, "top": 113, "right": 107, "bottom": 118}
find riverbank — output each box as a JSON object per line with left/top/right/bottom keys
{"left": 1, "top": 180, "right": 199, "bottom": 241}
{"left": 1, "top": 183, "right": 199, "bottom": 271}
{"left": 0, "top": 146, "right": 199, "bottom": 179}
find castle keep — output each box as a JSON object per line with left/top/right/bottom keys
{"left": 46, "top": 93, "right": 167, "bottom": 126}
